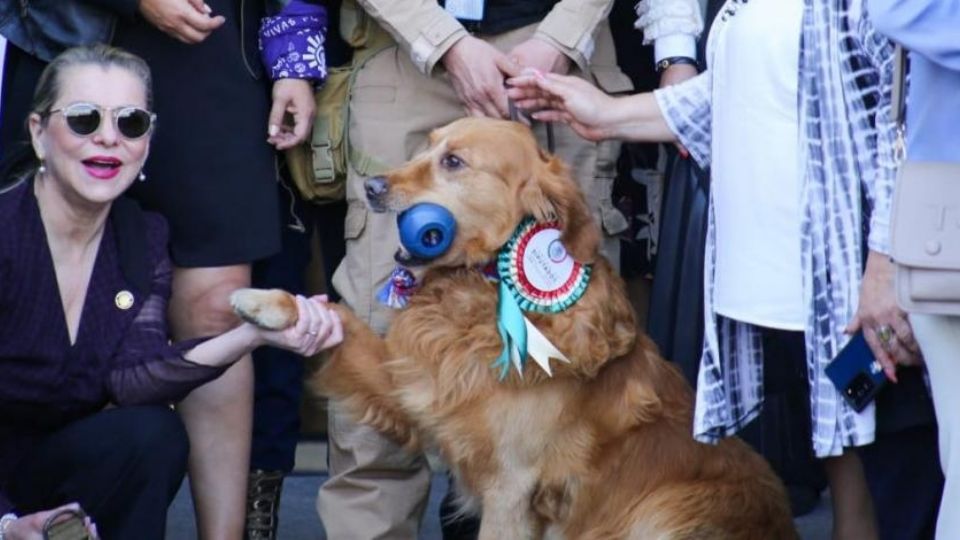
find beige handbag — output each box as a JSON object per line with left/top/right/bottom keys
{"left": 889, "top": 46, "right": 960, "bottom": 315}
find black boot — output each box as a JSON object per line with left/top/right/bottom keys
{"left": 245, "top": 469, "right": 284, "bottom": 540}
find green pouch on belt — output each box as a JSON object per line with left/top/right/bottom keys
{"left": 285, "top": 0, "right": 391, "bottom": 205}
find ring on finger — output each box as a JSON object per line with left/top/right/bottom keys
{"left": 307, "top": 330, "right": 318, "bottom": 336}
{"left": 876, "top": 325, "right": 895, "bottom": 347}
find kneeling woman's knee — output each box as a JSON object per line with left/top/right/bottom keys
{"left": 117, "top": 406, "right": 190, "bottom": 479}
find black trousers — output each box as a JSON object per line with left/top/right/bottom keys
{"left": 738, "top": 327, "right": 827, "bottom": 514}
{"left": 859, "top": 425, "right": 942, "bottom": 540}
{"left": 858, "top": 366, "right": 943, "bottom": 540}
{"left": 251, "top": 185, "right": 314, "bottom": 473}
{"left": 251, "top": 182, "right": 346, "bottom": 472}
{"left": 7, "top": 406, "right": 189, "bottom": 540}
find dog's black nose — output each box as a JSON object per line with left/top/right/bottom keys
{"left": 365, "top": 176, "right": 389, "bottom": 202}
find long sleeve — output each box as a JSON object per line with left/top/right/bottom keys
{"left": 260, "top": 0, "right": 329, "bottom": 83}
{"left": 353, "top": 0, "right": 467, "bottom": 75}
{"left": 634, "top": 0, "right": 704, "bottom": 62}
{"left": 534, "top": 0, "right": 615, "bottom": 72}
{"left": 653, "top": 71, "right": 713, "bottom": 167}
{"left": 857, "top": 15, "right": 898, "bottom": 254}
{"left": 107, "top": 249, "right": 225, "bottom": 406}
{"left": 353, "top": 0, "right": 617, "bottom": 76}
{"left": 869, "top": 0, "right": 960, "bottom": 70}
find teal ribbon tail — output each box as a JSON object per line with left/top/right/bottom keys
{"left": 493, "top": 280, "right": 528, "bottom": 380}
{"left": 493, "top": 324, "right": 512, "bottom": 380}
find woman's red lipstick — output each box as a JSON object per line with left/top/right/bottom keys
{"left": 82, "top": 156, "right": 122, "bottom": 179}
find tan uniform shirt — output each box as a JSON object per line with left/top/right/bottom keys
{"left": 353, "top": 0, "right": 615, "bottom": 74}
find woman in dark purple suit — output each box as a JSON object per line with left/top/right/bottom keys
{"left": 0, "top": 45, "right": 341, "bottom": 540}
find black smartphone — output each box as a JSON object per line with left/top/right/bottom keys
{"left": 825, "top": 332, "right": 887, "bottom": 412}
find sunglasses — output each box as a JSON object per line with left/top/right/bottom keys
{"left": 47, "top": 102, "right": 155, "bottom": 140}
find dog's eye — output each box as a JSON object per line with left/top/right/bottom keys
{"left": 440, "top": 153, "right": 465, "bottom": 170}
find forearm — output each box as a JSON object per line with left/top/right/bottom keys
{"left": 605, "top": 93, "right": 676, "bottom": 142}
{"left": 109, "top": 337, "right": 226, "bottom": 406}
{"left": 182, "top": 323, "right": 263, "bottom": 368}
{"left": 535, "top": 0, "right": 615, "bottom": 71}
{"left": 109, "top": 323, "right": 285, "bottom": 405}
{"left": 650, "top": 70, "right": 713, "bottom": 166}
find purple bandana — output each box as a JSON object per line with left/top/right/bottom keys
{"left": 259, "top": 0, "right": 328, "bottom": 83}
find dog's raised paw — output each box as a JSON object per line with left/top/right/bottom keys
{"left": 230, "top": 288, "right": 299, "bottom": 330}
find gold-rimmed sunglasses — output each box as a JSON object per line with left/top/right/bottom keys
{"left": 45, "top": 102, "right": 155, "bottom": 140}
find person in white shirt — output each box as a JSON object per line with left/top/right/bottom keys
{"left": 509, "top": 0, "right": 923, "bottom": 537}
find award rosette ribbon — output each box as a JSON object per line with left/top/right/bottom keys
{"left": 494, "top": 218, "right": 591, "bottom": 379}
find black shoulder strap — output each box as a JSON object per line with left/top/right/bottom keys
{"left": 110, "top": 196, "right": 151, "bottom": 296}
{"left": 892, "top": 45, "right": 908, "bottom": 128}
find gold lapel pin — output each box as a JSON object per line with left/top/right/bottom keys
{"left": 115, "top": 290, "right": 135, "bottom": 310}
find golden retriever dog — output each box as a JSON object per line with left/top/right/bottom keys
{"left": 234, "top": 118, "right": 796, "bottom": 539}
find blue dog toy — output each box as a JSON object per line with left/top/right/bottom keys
{"left": 397, "top": 203, "right": 457, "bottom": 260}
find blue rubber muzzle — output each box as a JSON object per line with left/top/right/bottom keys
{"left": 396, "top": 203, "right": 457, "bottom": 261}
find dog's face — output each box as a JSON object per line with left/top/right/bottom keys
{"left": 365, "top": 117, "right": 600, "bottom": 268}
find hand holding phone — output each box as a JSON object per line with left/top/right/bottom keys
{"left": 825, "top": 332, "right": 887, "bottom": 412}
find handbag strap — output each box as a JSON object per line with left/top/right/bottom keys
{"left": 891, "top": 45, "right": 908, "bottom": 163}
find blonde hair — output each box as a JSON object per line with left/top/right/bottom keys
{"left": 32, "top": 44, "right": 153, "bottom": 123}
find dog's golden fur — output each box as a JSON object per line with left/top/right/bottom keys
{"left": 237, "top": 118, "right": 796, "bottom": 539}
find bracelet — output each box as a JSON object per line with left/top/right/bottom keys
{"left": 656, "top": 56, "right": 698, "bottom": 73}
{"left": 0, "top": 513, "right": 17, "bottom": 540}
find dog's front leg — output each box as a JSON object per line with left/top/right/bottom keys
{"left": 315, "top": 304, "right": 421, "bottom": 449}
{"left": 230, "top": 288, "right": 419, "bottom": 445}
{"left": 478, "top": 474, "right": 540, "bottom": 540}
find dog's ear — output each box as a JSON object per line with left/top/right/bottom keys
{"left": 520, "top": 149, "right": 600, "bottom": 263}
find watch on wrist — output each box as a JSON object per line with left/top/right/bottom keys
{"left": 656, "top": 56, "right": 698, "bottom": 74}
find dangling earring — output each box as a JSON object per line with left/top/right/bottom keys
{"left": 37, "top": 158, "right": 47, "bottom": 175}
{"left": 138, "top": 171, "right": 146, "bottom": 182}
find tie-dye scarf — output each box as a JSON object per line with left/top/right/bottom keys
{"left": 654, "top": 0, "right": 897, "bottom": 457}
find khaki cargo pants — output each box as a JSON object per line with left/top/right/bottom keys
{"left": 321, "top": 21, "right": 631, "bottom": 540}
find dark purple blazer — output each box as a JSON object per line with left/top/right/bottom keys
{"left": 0, "top": 179, "right": 225, "bottom": 514}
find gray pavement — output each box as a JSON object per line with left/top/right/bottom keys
{"left": 166, "top": 473, "right": 833, "bottom": 539}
